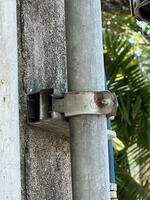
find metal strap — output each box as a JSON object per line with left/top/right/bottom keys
{"left": 64, "top": 91, "right": 117, "bottom": 117}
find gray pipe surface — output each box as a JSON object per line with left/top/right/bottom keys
{"left": 0, "top": 0, "right": 21, "bottom": 199}
{"left": 65, "top": 0, "right": 110, "bottom": 199}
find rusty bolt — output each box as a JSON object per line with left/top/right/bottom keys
{"left": 94, "top": 92, "right": 112, "bottom": 108}
{"left": 94, "top": 92, "right": 104, "bottom": 108}
{"left": 101, "top": 99, "right": 111, "bottom": 105}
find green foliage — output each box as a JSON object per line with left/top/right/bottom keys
{"left": 103, "top": 13, "right": 150, "bottom": 200}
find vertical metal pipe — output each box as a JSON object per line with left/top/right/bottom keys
{"left": 65, "top": 0, "right": 110, "bottom": 199}
{"left": 0, "top": 0, "right": 21, "bottom": 199}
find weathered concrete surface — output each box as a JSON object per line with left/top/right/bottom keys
{"left": 23, "top": 128, "right": 71, "bottom": 200}
{"left": 17, "top": 0, "right": 72, "bottom": 199}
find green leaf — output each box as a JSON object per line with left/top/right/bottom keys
{"left": 113, "top": 137, "right": 125, "bottom": 152}
{"left": 132, "top": 96, "right": 142, "bottom": 120}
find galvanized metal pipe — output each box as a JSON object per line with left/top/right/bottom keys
{"left": 65, "top": 0, "right": 110, "bottom": 199}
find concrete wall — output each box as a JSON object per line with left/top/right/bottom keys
{"left": 17, "top": 0, "right": 72, "bottom": 199}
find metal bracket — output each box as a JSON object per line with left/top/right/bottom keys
{"left": 64, "top": 91, "right": 117, "bottom": 118}
{"left": 108, "top": 130, "right": 116, "bottom": 140}
{"left": 110, "top": 183, "right": 118, "bottom": 200}
{"left": 27, "top": 89, "right": 69, "bottom": 137}
{"left": 27, "top": 89, "right": 117, "bottom": 138}
{"left": 27, "top": 89, "right": 53, "bottom": 122}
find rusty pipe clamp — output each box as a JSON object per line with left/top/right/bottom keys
{"left": 64, "top": 91, "right": 118, "bottom": 118}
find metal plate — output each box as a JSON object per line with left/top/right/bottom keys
{"left": 110, "top": 183, "right": 117, "bottom": 191}
{"left": 110, "top": 191, "right": 117, "bottom": 199}
{"left": 108, "top": 130, "right": 117, "bottom": 140}
{"left": 28, "top": 118, "right": 69, "bottom": 137}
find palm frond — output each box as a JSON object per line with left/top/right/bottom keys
{"left": 104, "top": 29, "right": 150, "bottom": 199}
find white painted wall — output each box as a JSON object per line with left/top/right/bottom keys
{"left": 0, "top": 0, "right": 21, "bottom": 199}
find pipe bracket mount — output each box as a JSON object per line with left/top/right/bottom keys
{"left": 110, "top": 183, "right": 118, "bottom": 199}
{"left": 27, "top": 89, "right": 117, "bottom": 137}
{"left": 64, "top": 91, "right": 118, "bottom": 118}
